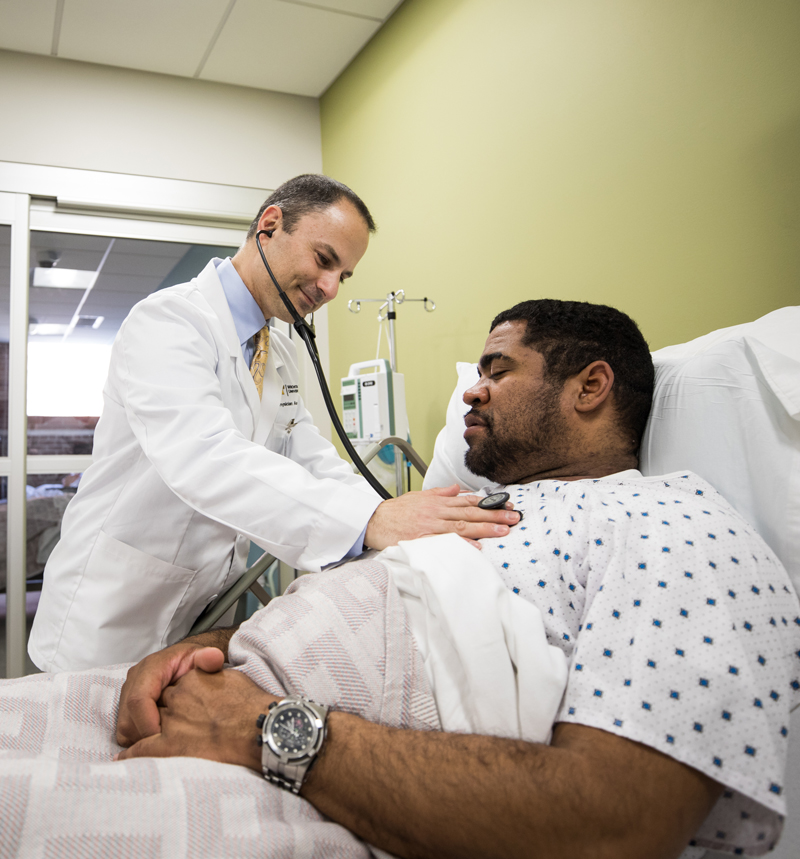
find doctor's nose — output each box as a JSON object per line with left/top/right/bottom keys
{"left": 317, "top": 271, "right": 341, "bottom": 303}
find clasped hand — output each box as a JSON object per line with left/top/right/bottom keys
{"left": 116, "top": 645, "right": 277, "bottom": 772}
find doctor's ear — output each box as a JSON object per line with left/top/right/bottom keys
{"left": 256, "top": 204, "right": 283, "bottom": 238}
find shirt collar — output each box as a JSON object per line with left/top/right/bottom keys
{"left": 215, "top": 257, "right": 265, "bottom": 348}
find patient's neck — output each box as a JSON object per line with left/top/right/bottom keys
{"left": 514, "top": 451, "right": 640, "bottom": 484}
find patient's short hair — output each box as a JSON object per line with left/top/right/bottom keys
{"left": 247, "top": 174, "right": 376, "bottom": 239}
{"left": 491, "top": 299, "right": 654, "bottom": 448}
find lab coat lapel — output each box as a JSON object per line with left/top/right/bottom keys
{"left": 194, "top": 261, "right": 262, "bottom": 432}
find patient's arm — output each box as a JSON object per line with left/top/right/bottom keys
{"left": 115, "top": 625, "right": 238, "bottom": 747}
{"left": 305, "top": 715, "right": 722, "bottom": 859}
{"left": 118, "top": 665, "right": 721, "bottom": 859}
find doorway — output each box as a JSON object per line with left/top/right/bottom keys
{"left": 0, "top": 176, "right": 255, "bottom": 677}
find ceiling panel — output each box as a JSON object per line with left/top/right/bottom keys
{"left": 0, "top": 0, "right": 403, "bottom": 98}
{"left": 282, "top": 0, "right": 400, "bottom": 20}
{"left": 57, "top": 0, "right": 232, "bottom": 78}
{"left": 0, "top": 0, "right": 58, "bottom": 55}
{"left": 201, "top": 0, "right": 380, "bottom": 97}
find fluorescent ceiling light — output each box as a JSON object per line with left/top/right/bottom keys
{"left": 30, "top": 316, "right": 104, "bottom": 336}
{"left": 29, "top": 323, "right": 70, "bottom": 336}
{"left": 33, "top": 267, "right": 96, "bottom": 289}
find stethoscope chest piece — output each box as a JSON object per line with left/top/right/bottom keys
{"left": 477, "top": 491, "right": 510, "bottom": 510}
{"left": 477, "top": 490, "right": 523, "bottom": 523}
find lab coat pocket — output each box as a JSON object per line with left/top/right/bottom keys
{"left": 265, "top": 419, "right": 291, "bottom": 456}
{"left": 73, "top": 530, "right": 197, "bottom": 664}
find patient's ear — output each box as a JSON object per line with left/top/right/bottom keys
{"left": 572, "top": 361, "right": 614, "bottom": 413}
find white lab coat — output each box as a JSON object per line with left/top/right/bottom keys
{"left": 29, "top": 261, "right": 381, "bottom": 673}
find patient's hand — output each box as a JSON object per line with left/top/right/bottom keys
{"left": 365, "top": 484, "right": 520, "bottom": 551}
{"left": 116, "top": 665, "right": 276, "bottom": 772}
{"left": 116, "top": 633, "right": 233, "bottom": 747}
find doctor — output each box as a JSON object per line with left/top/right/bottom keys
{"left": 29, "top": 174, "right": 517, "bottom": 673}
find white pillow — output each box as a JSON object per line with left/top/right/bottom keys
{"left": 423, "top": 362, "right": 497, "bottom": 493}
{"left": 640, "top": 306, "right": 800, "bottom": 591}
{"left": 424, "top": 308, "right": 800, "bottom": 591}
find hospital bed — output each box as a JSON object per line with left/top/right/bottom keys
{"left": 192, "top": 305, "right": 800, "bottom": 857}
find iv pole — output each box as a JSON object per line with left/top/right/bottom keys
{"left": 347, "top": 290, "right": 436, "bottom": 495}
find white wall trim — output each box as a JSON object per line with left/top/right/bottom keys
{"left": 0, "top": 160, "right": 269, "bottom": 227}
{"left": 29, "top": 200, "right": 247, "bottom": 247}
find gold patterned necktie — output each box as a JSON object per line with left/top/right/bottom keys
{"left": 249, "top": 325, "right": 270, "bottom": 399}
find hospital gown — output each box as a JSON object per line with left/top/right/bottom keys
{"left": 479, "top": 471, "right": 800, "bottom": 857}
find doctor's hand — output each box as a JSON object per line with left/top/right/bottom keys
{"left": 116, "top": 665, "right": 276, "bottom": 772}
{"left": 364, "top": 484, "right": 520, "bottom": 551}
{"left": 116, "top": 628, "right": 237, "bottom": 748}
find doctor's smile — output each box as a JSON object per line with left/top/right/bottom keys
{"left": 295, "top": 284, "right": 325, "bottom": 313}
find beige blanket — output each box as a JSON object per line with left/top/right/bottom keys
{"left": 0, "top": 557, "right": 436, "bottom": 858}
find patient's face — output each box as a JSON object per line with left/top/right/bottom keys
{"left": 462, "top": 322, "right": 575, "bottom": 484}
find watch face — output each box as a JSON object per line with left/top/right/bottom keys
{"left": 271, "top": 707, "right": 315, "bottom": 755}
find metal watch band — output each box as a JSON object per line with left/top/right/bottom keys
{"left": 263, "top": 760, "right": 310, "bottom": 795}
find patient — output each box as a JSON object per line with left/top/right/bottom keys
{"left": 1, "top": 300, "right": 798, "bottom": 859}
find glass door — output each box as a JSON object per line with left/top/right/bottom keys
{"left": 26, "top": 231, "right": 238, "bottom": 455}
{"left": 1, "top": 191, "right": 247, "bottom": 677}
{"left": 21, "top": 230, "right": 239, "bottom": 674}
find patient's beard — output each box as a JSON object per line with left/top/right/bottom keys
{"left": 464, "top": 384, "right": 568, "bottom": 485}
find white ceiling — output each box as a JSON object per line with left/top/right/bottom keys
{"left": 0, "top": 0, "right": 404, "bottom": 98}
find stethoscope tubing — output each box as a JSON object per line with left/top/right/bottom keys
{"left": 255, "top": 231, "right": 392, "bottom": 501}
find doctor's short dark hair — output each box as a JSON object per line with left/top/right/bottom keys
{"left": 490, "top": 299, "right": 655, "bottom": 449}
{"left": 247, "top": 174, "right": 376, "bottom": 239}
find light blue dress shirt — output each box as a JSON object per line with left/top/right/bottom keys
{"left": 213, "top": 258, "right": 367, "bottom": 563}
{"left": 215, "top": 257, "right": 265, "bottom": 367}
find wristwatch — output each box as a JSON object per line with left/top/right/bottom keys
{"left": 257, "top": 695, "right": 329, "bottom": 794}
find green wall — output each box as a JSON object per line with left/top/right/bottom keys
{"left": 321, "top": 0, "right": 800, "bottom": 477}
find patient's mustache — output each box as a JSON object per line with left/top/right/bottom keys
{"left": 465, "top": 409, "right": 493, "bottom": 431}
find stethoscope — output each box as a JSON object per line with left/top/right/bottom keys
{"left": 256, "top": 230, "right": 393, "bottom": 501}
{"left": 477, "top": 491, "right": 524, "bottom": 521}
